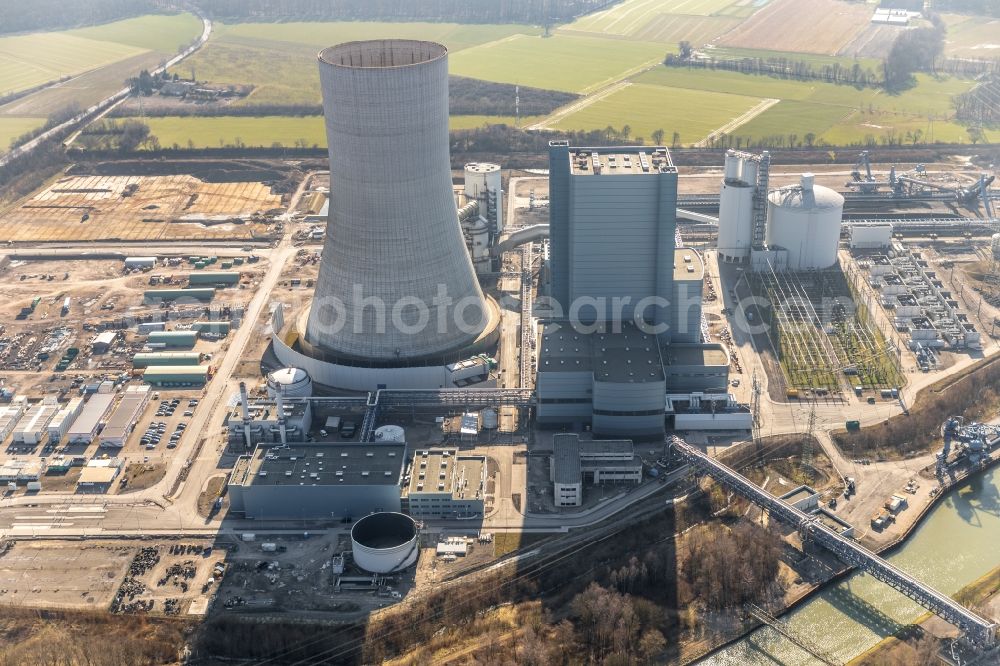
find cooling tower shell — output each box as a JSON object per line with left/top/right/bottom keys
{"left": 304, "top": 40, "right": 491, "bottom": 362}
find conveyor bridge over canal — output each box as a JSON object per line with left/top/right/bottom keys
{"left": 670, "top": 436, "right": 998, "bottom": 647}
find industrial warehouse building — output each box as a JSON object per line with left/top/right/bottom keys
{"left": 0, "top": 398, "right": 27, "bottom": 442}
{"left": 99, "top": 385, "right": 151, "bottom": 447}
{"left": 143, "top": 288, "right": 216, "bottom": 305}
{"left": 12, "top": 400, "right": 58, "bottom": 445}
{"left": 67, "top": 393, "right": 115, "bottom": 444}
{"left": 142, "top": 365, "right": 210, "bottom": 387}
{"left": 188, "top": 271, "right": 240, "bottom": 286}
{"left": 228, "top": 443, "right": 405, "bottom": 520}
{"left": 48, "top": 397, "right": 84, "bottom": 442}
{"left": 146, "top": 330, "right": 199, "bottom": 348}
{"left": 132, "top": 352, "right": 202, "bottom": 368}
{"left": 91, "top": 331, "right": 119, "bottom": 354}
{"left": 551, "top": 434, "right": 643, "bottom": 507}
{"left": 400, "top": 448, "right": 487, "bottom": 519}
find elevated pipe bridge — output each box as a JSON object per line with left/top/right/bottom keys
{"left": 669, "top": 436, "right": 998, "bottom": 647}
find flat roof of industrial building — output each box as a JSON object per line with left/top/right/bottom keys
{"left": 67, "top": 393, "right": 116, "bottom": 436}
{"left": 674, "top": 248, "right": 704, "bottom": 281}
{"left": 593, "top": 326, "right": 664, "bottom": 383}
{"left": 579, "top": 439, "right": 634, "bottom": 457}
{"left": 538, "top": 326, "right": 593, "bottom": 373}
{"left": 232, "top": 443, "right": 405, "bottom": 487}
{"left": 661, "top": 344, "right": 728, "bottom": 368}
{"left": 553, "top": 434, "right": 582, "bottom": 485}
{"left": 404, "top": 448, "right": 485, "bottom": 500}
{"left": 142, "top": 365, "right": 209, "bottom": 376}
{"left": 538, "top": 323, "right": 664, "bottom": 382}
{"left": 568, "top": 147, "right": 674, "bottom": 176}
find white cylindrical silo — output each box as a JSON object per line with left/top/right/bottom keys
{"left": 991, "top": 233, "right": 1000, "bottom": 259}
{"left": 266, "top": 367, "right": 313, "bottom": 398}
{"left": 717, "top": 181, "right": 754, "bottom": 262}
{"left": 765, "top": 174, "right": 845, "bottom": 270}
{"left": 464, "top": 162, "right": 502, "bottom": 234}
{"left": 351, "top": 512, "right": 419, "bottom": 573}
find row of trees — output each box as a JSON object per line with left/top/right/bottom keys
{"left": 78, "top": 119, "right": 154, "bottom": 152}
{"left": 666, "top": 50, "right": 883, "bottom": 88}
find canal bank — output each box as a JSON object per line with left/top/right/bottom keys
{"left": 699, "top": 461, "right": 1000, "bottom": 665}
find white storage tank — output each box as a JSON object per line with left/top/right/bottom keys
{"left": 991, "top": 233, "right": 1000, "bottom": 260}
{"left": 717, "top": 180, "right": 754, "bottom": 263}
{"left": 765, "top": 174, "right": 844, "bottom": 270}
{"left": 266, "top": 367, "right": 313, "bottom": 398}
{"left": 374, "top": 425, "right": 405, "bottom": 443}
{"left": 351, "top": 512, "right": 419, "bottom": 573}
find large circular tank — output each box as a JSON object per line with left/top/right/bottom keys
{"left": 266, "top": 367, "right": 313, "bottom": 398}
{"left": 374, "top": 425, "right": 405, "bottom": 442}
{"left": 351, "top": 512, "right": 419, "bottom": 573}
{"left": 765, "top": 174, "right": 844, "bottom": 270}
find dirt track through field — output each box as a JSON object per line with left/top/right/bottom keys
{"left": 696, "top": 97, "right": 780, "bottom": 146}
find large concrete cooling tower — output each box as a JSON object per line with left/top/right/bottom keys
{"left": 270, "top": 40, "right": 498, "bottom": 391}
{"left": 304, "top": 40, "right": 491, "bottom": 362}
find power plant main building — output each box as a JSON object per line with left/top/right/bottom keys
{"left": 273, "top": 40, "right": 499, "bottom": 391}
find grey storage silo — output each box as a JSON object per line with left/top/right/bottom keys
{"left": 305, "top": 40, "right": 490, "bottom": 361}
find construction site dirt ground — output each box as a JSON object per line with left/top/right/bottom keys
{"left": 0, "top": 174, "right": 284, "bottom": 243}
{"left": 214, "top": 531, "right": 409, "bottom": 618}
{"left": 0, "top": 540, "right": 134, "bottom": 610}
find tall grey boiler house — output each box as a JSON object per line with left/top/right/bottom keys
{"left": 272, "top": 40, "right": 499, "bottom": 391}
{"left": 537, "top": 143, "right": 735, "bottom": 438}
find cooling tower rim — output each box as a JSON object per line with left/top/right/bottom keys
{"left": 318, "top": 39, "right": 448, "bottom": 69}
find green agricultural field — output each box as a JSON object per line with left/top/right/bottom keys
{"left": 568, "top": 0, "right": 742, "bottom": 37}
{"left": 449, "top": 33, "right": 667, "bottom": 93}
{"left": 139, "top": 114, "right": 544, "bottom": 148}
{"left": 732, "top": 100, "right": 851, "bottom": 143}
{"left": 221, "top": 21, "right": 541, "bottom": 53}
{"left": 0, "top": 13, "right": 202, "bottom": 97}
{"left": 942, "top": 14, "right": 1000, "bottom": 58}
{"left": 0, "top": 33, "right": 145, "bottom": 96}
{"left": 66, "top": 13, "right": 203, "bottom": 54}
{"left": 0, "top": 117, "right": 45, "bottom": 151}
{"left": 552, "top": 82, "right": 763, "bottom": 145}
{"left": 627, "top": 66, "right": 983, "bottom": 145}
{"left": 173, "top": 21, "right": 542, "bottom": 106}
